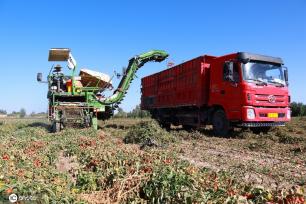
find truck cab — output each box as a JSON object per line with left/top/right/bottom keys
{"left": 209, "top": 52, "right": 290, "bottom": 134}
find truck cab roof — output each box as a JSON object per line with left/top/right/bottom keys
{"left": 237, "top": 52, "right": 283, "bottom": 65}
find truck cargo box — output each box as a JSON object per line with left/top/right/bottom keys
{"left": 141, "top": 55, "right": 215, "bottom": 109}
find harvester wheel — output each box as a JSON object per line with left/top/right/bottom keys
{"left": 51, "top": 121, "right": 61, "bottom": 133}
{"left": 212, "top": 109, "right": 230, "bottom": 137}
{"left": 91, "top": 117, "right": 98, "bottom": 130}
{"left": 84, "top": 115, "right": 91, "bottom": 128}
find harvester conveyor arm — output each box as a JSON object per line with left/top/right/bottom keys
{"left": 99, "top": 50, "right": 168, "bottom": 106}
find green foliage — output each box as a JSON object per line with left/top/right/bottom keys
{"left": 0, "top": 119, "right": 305, "bottom": 203}
{"left": 124, "top": 120, "right": 175, "bottom": 146}
{"left": 114, "top": 107, "right": 127, "bottom": 118}
{"left": 114, "top": 105, "right": 151, "bottom": 118}
{"left": 127, "top": 105, "right": 151, "bottom": 118}
{"left": 19, "top": 108, "right": 26, "bottom": 118}
{"left": 31, "top": 112, "right": 47, "bottom": 118}
{"left": 142, "top": 165, "right": 194, "bottom": 203}
{"left": 291, "top": 102, "right": 306, "bottom": 116}
{"left": 76, "top": 172, "right": 98, "bottom": 191}
{"left": 0, "top": 109, "right": 6, "bottom": 114}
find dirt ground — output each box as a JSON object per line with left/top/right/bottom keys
{"left": 104, "top": 117, "right": 306, "bottom": 191}
{"left": 175, "top": 133, "right": 306, "bottom": 190}
{"left": 0, "top": 117, "right": 305, "bottom": 203}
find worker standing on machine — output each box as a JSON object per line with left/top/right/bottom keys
{"left": 50, "top": 64, "right": 66, "bottom": 92}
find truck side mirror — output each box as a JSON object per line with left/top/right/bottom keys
{"left": 37, "top": 73, "right": 43, "bottom": 82}
{"left": 284, "top": 67, "right": 289, "bottom": 85}
{"left": 224, "top": 62, "right": 234, "bottom": 82}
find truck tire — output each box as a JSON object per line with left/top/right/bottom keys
{"left": 250, "top": 127, "right": 271, "bottom": 134}
{"left": 183, "top": 125, "right": 194, "bottom": 132}
{"left": 212, "top": 109, "right": 230, "bottom": 137}
{"left": 159, "top": 121, "right": 170, "bottom": 131}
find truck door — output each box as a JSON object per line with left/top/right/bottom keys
{"left": 221, "top": 61, "right": 242, "bottom": 120}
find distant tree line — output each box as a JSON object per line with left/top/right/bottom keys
{"left": 0, "top": 109, "right": 7, "bottom": 114}
{"left": 114, "top": 105, "right": 151, "bottom": 118}
{"left": 291, "top": 102, "right": 306, "bottom": 117}
{"left": 6, "top": 108, "right": 27, "bottom": 118}
{"left": 0, "top": 108, "right": 47, "bottom": 118}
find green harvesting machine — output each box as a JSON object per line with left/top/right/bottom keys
{"left": 37, "top": 48, "right": 168, "bottom": 132}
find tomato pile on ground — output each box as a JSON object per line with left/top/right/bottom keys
{"left": 0, "top": 118, "right": 305, "bottom": 203}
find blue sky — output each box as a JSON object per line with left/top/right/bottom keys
{"left": 0, "top": 0, "right": 305, "bottom": 113}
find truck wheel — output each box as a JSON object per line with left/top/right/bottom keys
{"left": 159, "top": 122, "right": 170, "bottom": 131}
{"left": 51, "top": 121, "right": 61, "bottom": 133}
{"left": 250, "top": 127, "right": 271, "bottom": 134}
{"left": 183, "top": 125, "right": 194, "bottom": 132}
{"left": 212, "top": 109, "right": 230, "bottom": 137}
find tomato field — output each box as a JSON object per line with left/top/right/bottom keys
{"left": 0, "top": 118, "right": 305, "bottom": 203}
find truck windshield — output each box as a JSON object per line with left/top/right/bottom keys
{"left": 242, "top": 62, "right": 286, "bottom": 86}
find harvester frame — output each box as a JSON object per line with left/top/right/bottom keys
{"left": 38, "top": 48, "right": 168, "bottom": 132}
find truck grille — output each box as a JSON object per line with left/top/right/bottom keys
{"left": 254, "top": 94, "right": 286, "bottom": 105}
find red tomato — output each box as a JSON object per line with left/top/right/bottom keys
{"left": 2, "top": 154, "right": 9, "bottom": 161}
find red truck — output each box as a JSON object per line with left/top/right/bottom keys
{"left": 141, "top": 52, "right": 290, "bottom": 136}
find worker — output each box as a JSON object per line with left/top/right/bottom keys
{"left": 51, "top": 64, "right": 66, "bottom": 92}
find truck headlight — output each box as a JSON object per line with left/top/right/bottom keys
{"left": 287, "top": 109, "right": 291, "bottom": 119}
{"left": 247, "top": 108, "right": 255, "bottom": 119}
